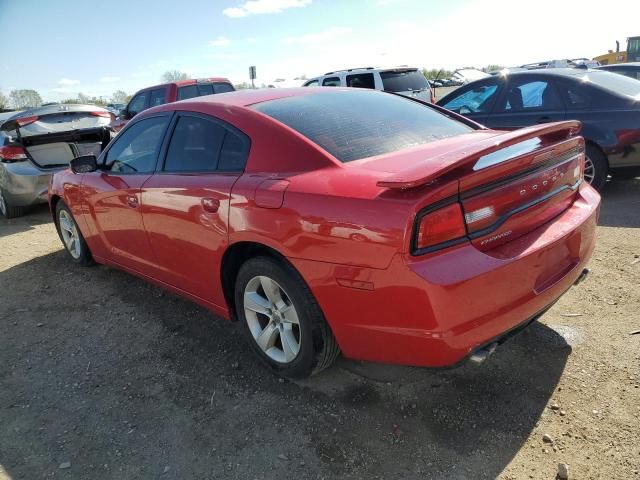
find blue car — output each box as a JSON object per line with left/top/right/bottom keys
{"left": 438, "top": 69, "right": 640, "bottom": 189}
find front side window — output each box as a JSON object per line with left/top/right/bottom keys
{"left": 500, "top": 80, "right": 563, "bottom": 111}
{"left": 149, "top": 88, "right": 167, "bottom": 107}
{"left": 128, "top": 92, "right": 148, "bottom": 116}
{"left": 106, "top": 116, "right": 169, "bottom": 173}
{"left": 163, "top": 115, "right": 248, "bottom": 172}
{"left": 322, "top": 77, "right": 341, "bottom": 87}
{"left": 253, "top": 90, "right": 473, "bottom": 163}
{"left": 346, "top": 73, "right": 375, "bottom": 89}
{"left": 304, "top": 79, "right": 319, "bottom": 87}
{"left": 441, "top": 83, "right": 499, "bottom": 113}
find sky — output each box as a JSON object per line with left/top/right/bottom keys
{"left": 1, "top": 0, "right": 639, "bottom": 102}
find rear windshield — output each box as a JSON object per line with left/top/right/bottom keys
{"left": 584, "top": 71, "right": 640, "bottom": 98}
{"left": 252, "top": 90, "right": 473, "bottom": 162}
{"left": 380, "top": 70, "right": 430, "bottom": 92}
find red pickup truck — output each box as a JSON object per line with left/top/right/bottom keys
{"left": 111, "top": 77, "right": 235, "bottom": 131}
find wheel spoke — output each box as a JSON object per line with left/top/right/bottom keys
{"left": 256, "top": 321, "right": 279, "bottom": 352}
{"left": 260, "top": 276, "right": 282, "bottom": 305}
{"left": 281, "top": 327, "right": 299, "bottom": 362}
{"left": 280, "top": 304, "right": 299, "bottom": 324}
{"left": 244, "top": 291, "right": 271, "bottom": 315}
{"left": 60, "top": 216, "right": 73, "bottom": 232}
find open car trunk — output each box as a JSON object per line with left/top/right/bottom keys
{"left": 1, "top": 105, "right": 113, "bottom": 169}
{"left": 20, "top": 127, "right": 111, "bottom": 169}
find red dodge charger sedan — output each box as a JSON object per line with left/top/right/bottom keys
{"left": 49, "top": 88, "right": 600, "bottom": 378}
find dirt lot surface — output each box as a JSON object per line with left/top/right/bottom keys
{"left": 1, "top": 179, "right": 639, "bottom": 480}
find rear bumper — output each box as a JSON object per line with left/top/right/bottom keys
{"left": 292, "top": 183, "right": 600, "bottom": 367}
{"left": 0, "top": 161, "right": 59, "bottom": 207}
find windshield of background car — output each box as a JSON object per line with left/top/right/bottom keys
{"left": 252, "top": 90, "right": 473, "bottom": 162}
{"left": 582, "top": 71, "right": 640, "bottom": 98}
{"left": 441, "top": 84, "right": 499, "bottom": 113}
{"left": 380, "top": 70, "right": 430, "bottom": 92}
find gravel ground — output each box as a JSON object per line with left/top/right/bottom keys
{"left": 1, "top": 179, "right": 639, "bottom": 480}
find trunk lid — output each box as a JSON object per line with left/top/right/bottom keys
{"left": 1, "top": 105, "right": 113, "bottom": 169}
{"left": 373, "top": 121, "right": 585, "bottom": 252}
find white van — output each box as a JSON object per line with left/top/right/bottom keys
{"left": 303, "top": 67, "right": 435, "bottom": 103}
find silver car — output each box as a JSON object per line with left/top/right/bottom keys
{"left": 0, "top": 104, "right": 113, "bottom": 218}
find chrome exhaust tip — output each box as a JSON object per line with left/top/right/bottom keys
{"left": 469, "top": 342, "right": 498, "bottom": 364}
{"left": 574, "top": 268, "right": 590, "bottom": 286}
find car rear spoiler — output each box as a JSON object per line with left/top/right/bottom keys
{"left": 376, "top": 121, "right": 582, "bottom": 189}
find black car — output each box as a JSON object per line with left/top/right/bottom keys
{"left": 437, "top": 69, "right": 640, "bottom": 189}
{"left": 596, "top": 62, "right": 640, "bottom": 81}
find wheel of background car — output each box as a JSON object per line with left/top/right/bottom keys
{"left": 0, "top": 188, "right": 26, "bottom": 219}
{"left": 584, "top": 144, "right": 608, "bottom": 191}
{"left": 234, "top": 256, "right": 340, "bottom": 378}
{"left": 55, "top": 201, "right": 93, "bottom": 266}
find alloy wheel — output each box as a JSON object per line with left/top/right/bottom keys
{"left": 0, "top": 189, "right": 7, "bottom": 217}
{"left": 583, "top": 155, "right": 595, "bottom": 185}
{"left": 58, "top": 210, "right": 81, "bottom": 259}
{"left": 243, "top": 275, "right": 302, "bottom": 364}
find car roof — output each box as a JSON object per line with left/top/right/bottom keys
{"left": 138, "top": 77, "right": 232, "bottom": 92}
{"left": 162, "top": 87, "right": 340, "bottom": 108}
{"left": 597, "top": 62, "right": 640, "bottom": 68}
{"left": 311, "top": 66, "right": 420, "bottom": 78}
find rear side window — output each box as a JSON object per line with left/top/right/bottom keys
{"left": 213, "top": 82, "right": 234, "bottom": 93}
{"left": 500, "top": 80, "right": 563, "bottom": 111}
{"left": 304, "top": 79, "right": 319, "bottom": 87}
{"left": 106, "top": 116, "right": 169, "bottom": 173}
{"left": 380, "top": 70, "right": 429, "bottom": 92}
{"left": 149, "top": 88, "right": 167, "bottom": 107}
{"left": 346, "top": 73, "right": 375, "bottom": 89}
{"left": 252, "top": 90, "right": 473, "bottom": 163}
{"left": 322, "top": 77, "right": 341, "bottom": 87}
{"left": 163, "top": 115, "right": 248, "bottom": 172}
{"left": 177, "top": 85, "right": 198, "bottom": 100}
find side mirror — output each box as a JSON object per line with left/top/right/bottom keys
{"left": 118, "top": 109, "right": 130, "bottom": 120}
{"left": 70, "top": 155, "right": 98, "bottom": 174}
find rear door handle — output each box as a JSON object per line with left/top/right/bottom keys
{"left": 201, "top": 197, "right": 220, "bottom": 213}
{"left": 126, "top": 194, "right": 139, "bottom": 208}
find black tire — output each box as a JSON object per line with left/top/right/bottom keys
{"left": 0, "top": 188, "right": 26, "bottom": 219}
{"left": 234, "top": 256, "right": 340, "bottom": 378}
{"left": 585, "top": 144, "right": 608, "bottom": 191}
{"left": 55, "top": 201, "right": 94, "bottom": 266}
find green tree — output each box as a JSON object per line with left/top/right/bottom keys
{"left": 161, "top": 70, "right": 189, "bottom": 82}
{"left": 77, "top": 92, "right": 91, "bottom": 104}
{"left": 234, "top": 82, "right": 252, "bottom": 90}
{"left": 0, "top": 89, "right": 8, "bottom": 109}
{"left": 422, "top": 68, "right": 454, "bottom": 81}
{"left": 111, "top": 90, "right": 129, "bottom": 104}
{"left": 483, "top": 64, "right": 505, "bottom": 73}
{"left": 9, "top": 89, "right": 43, "bottom": 109}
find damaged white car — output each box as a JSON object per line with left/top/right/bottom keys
{"left": 0, "top": 104, "right": 113, "bottom": 218}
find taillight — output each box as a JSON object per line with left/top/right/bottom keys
{"left": 414, "top": 202, "right": 467, "bottom": 253}
{"left": 90, "top": 111, "right": 111, "bottom": 118}
{"left": 0, "top": 146, "right": 28, "bottom": 163}
{"left": 16, "top": 116, "right": 39, "bottom": 127}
